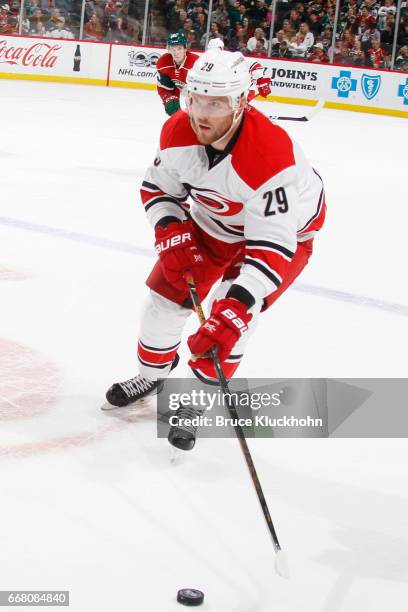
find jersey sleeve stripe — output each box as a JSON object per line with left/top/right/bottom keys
{"left": 244, "top": 257, "right": 282, "bottom": 288}
{"left": 246, "top": 239, "right": 294, "bottom": 260}
{"left": 144, "top": 195, "right": 183, "bottom": 212}
{"left": 245, "top": 249, "right": 289, "bottom": 279}
{"left": 141, "top": 180, "right": 161, "bottom": 192}
{"left": 298, "top": 187, "right": 324, "bottom": 233}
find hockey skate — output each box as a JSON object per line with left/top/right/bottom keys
{"left": 103, "top": 354, "right": 179, "bottom": 409}
{"left": 168, "top": 402, "right": 204, "bottom": 451}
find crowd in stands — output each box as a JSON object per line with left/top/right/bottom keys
{"left": 155, "top": 0, "right": 408, "bottom": 69}
{"left": 0, "top": 0, "right": 407, "bottom": 71}
{"left": 0, "top": 0, "right": 144, "bottom": 42}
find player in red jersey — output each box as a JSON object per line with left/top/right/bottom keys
{"left": 106, "top": 50, "right": 326, "bottom": 438}
{"left": 156, "top": 33, "right": 199, "bottom": 116}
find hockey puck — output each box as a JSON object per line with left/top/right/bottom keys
{"left": 177, "top": 588, "right": 204, "bottom": 606}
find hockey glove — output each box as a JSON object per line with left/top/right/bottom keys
{"left": 164, "top": 96, "right": 180, "bottom": 116}
{"left": 155, "top": 220, "right": 206, "bottom": 291}
{"left": 187, "top": 298, "right": 252, "bottom": 363}
{"left": 257, "top": 77, "right": 271, "bottom": 98}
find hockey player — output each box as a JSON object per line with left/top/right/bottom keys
{"left": 207, "top": 37, "right": 271, "bottom": 101}
{"left": 156, "top": 33, "right": 199, "bottom": 116}
{"left": 106, "top": 50, "right": 326, "bottom": 412}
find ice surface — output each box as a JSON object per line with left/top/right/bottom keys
{"left": 1, "top": 79, "right": 407, "bottom": 611}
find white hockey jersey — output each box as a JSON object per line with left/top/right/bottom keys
{"left": 140, "top": 106, "right": 325, "bottom": 304}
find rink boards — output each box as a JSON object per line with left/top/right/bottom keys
{"left": 1, "top": 35, "right": 407, "bottom": 118}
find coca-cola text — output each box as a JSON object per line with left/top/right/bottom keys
{"left": 0, "top": 40, "right": 61, "bottom": 68}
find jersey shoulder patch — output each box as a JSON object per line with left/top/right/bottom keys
{"left": 160, "top": 111, "right": 201, "bottom": 151}
{"left": 232, "top": 107, "right": 295, "bottom": 191}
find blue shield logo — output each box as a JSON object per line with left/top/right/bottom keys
{"left": 361, "top": 74, "right": 381, "bottom": 100}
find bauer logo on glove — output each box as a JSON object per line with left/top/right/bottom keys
{"left": 154, "top": 220, "right": 208, "bottom": 290}
{"left": 155, "top": 232, "right": 192, "bottom": 254}
{"left": 188, "top": 298, "right": 252, "bottom": 362}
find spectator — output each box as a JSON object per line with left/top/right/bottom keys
{"left": 175, "top": 8, "right": 188, "bottom": 30}
{"left": 217, "top": 15, "right": 230, "bottom": 39}
{"left": 246, "top": 26, "right": 268, "bottom": 52}
{"left": 275, "top": 39, "right": 292, "bottom": 58}
{"left": 378, "top": 0, "right": 396, "bottom": 30}
{"left": 187, "top": 1, "right": 208, "bottom": 20}
{"left": 397, "top": 22, "right": 408, "bottom": 47}
{"left": 186, "top": 28, "right": 200, "bottom": 48}
{"left": 299, "top": 21, "right": 315, "bottom": 48}
{"left": 180, "top": 16, "right": 195, "bottom": 37}
{"left": 308, "top": 41, "right": 329, "bottom": 61}
{"left": 104, "top": 0, "right": 117, "bottom": 15}
{"left": 361, "top": 15, "right": 381, "bottom": 49}
{"left": 295, "top": 2, "right": 307, "bottom": 23}
{"left": 104, "top": 13, "right": 128, "bottom": 42}
{"left": 194, "top": 11, "right": 206, "bottom": 39}
{"left": 346, "top": 13, "right": 361, "bottom": 35}
{"left": 395, "top": 44, "right": 408, "bottom": 70}
{"left": 30, "top": 19, "right": 46, "bottom": 35}
{"left": 28, "top": 7, "right": 46, "bottom": 31}
{"left": 25, "top": 0, "right": 40, "bottom": 17}
{"left": 271, "top": 29, "right": 288, "bottom": 52}
{"left": 249, "top": 0, "right": 270, "bottom": 28}
{"left": 168, "top": 0, "right": 186, "bottom": 31}
{"left": 46, "top": 16, "right": 74, "bottom": 37}
{"left": 348, "top": 38, "right": 366, "bottom": 64}
{"left": 321, "top": 25, "right": 333, "bottom": 49}
{"left": 286, "top": 7, "right": 301, "bottom": 31}
{"left": 227, "top": 0, "right": 241, "bottom": 29}
{"left": 362, "top": 0, "right": 379, "bottom": 19}
{"left": 281, "top": 18, "right": 295, "bottom": 41}
{"left": 201, "top": 21, "right": 222, "bottom": 47}
{"left": 367, "top": 39, "right": 387, "bottom": 66}
{"left": 211, "top": 0, "right": 228, "bottom": 24}
{"left": 308, "top": 12, "right": 323, "bottom": 37}
{"left": 84, "top": 11, "right": 104, "bottom": 39}
{"left": 288, "top": 31, "right": 308, "bottom": 57}
{"left": 380, "top": 13, "right": 395, "bottom": 45}
{"left": 45, "top": 8, "right": 63, "bottom": 32}
{"left": 249, "top": 38, "right": 267, "bottom": 57}
{"left": 0, "top": 4, "right": 16, "bottom": 33}
{"left": 226, "top": 22, "right": 248, "bottom": 52}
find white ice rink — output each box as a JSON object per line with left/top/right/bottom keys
{"left": 1, "top": 79, "right": 408, "bottom": 611}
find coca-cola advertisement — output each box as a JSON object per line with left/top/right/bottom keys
{"left": 0, "top": 36, "right": 109, "bottom": 83}
{"left": 0, "top": 40, "right": 61, "bottom": 68}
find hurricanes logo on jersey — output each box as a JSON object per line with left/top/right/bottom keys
{"left": 188, "top": 187, "right": 243, "bottom": 217}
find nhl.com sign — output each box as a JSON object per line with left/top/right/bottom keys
{"left": 0, "top": 39, "right": 61, "bottom": 68}
{"left": 115, "top": 48, "right": 163, "bottom": 79}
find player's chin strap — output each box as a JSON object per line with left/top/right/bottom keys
{"left": 209, "top": 96, "right": 246, "bottom": 148}
{"left": 211, "top": 109, "right": 244, "bottom": 147}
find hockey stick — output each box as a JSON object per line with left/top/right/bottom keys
{"left": 185, "top": 273, "right": 289, "bottom": 579}
{"left": 269, "top": 98, "right": 325, "bottom": 122}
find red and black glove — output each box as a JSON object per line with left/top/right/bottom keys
{"left": 188, "top": 298, "right": 252, "bottom": 364}
{"left": 154, "top": 220, "right": 206, "bottom": 291}
{"left": 257, "top": 77, "right": 271, "bottom": 98}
